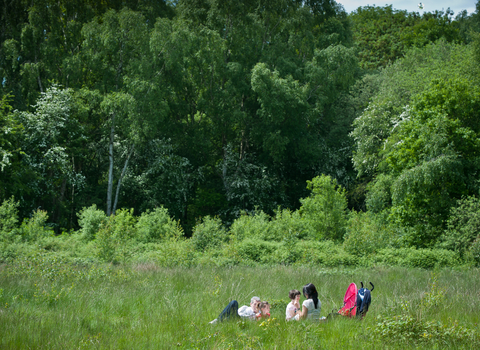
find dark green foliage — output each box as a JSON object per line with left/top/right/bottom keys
{"left": 0, "top": 0, "right": 479, "bottom": 251}
{"left": 351, "top": 5, "right": 464, "bottom": 70}
{"left": 351, "top": 41, "right": 480, "bottom": 247}
{"left": 0, "top": 197, "right": 20, "bottom": 242}
{"left": 438, "top": 196, "right": 480, "bottom": 256}
{"left": 469, "top": 237, "right": 480, "bottom": 266}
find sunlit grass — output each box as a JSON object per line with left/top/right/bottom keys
{"left": 0, "top": 258, "right": 479, "bottom": 349}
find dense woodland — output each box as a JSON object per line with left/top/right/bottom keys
{"left": 1, "top": 0, "right": 480, "bottom": 261}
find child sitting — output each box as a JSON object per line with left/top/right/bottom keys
{"left": 285, "top": 289, "right": 301, "bottom": 321}
{"left": 257, "top": 301, "right": 271, "bottom": 319}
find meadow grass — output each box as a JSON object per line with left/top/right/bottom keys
{"left": 0, "top": 256, "right": 479, "bottom": 349}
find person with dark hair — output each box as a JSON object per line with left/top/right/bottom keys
{"left": 209, "top": 296, "right": 261, "bottom": 324}
{"left": 285, "top": 289, "right": 301, "bottom": 321}
{"left": 297, "top": 283, "right": 321, "bottom": 321}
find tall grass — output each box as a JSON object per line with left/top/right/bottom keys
{"left": 1, "top": 256, "right": 479, "bottom": 349}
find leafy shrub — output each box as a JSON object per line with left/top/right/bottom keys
{"left": 365, "top": 174, "right": 393, "bottom": 213}
{"left": 373, "top": 273, "right": 479, "bottom": 346}
{"left": 236, "top": 238, "right": 279, "bottom": 263}
{"left": 269, "top": 208, "right": 312, "bottom": 241}
{"left": 133, "top": 241, "right": 197, "bottom": 267}
{"left": 375, "top": 248, "right": 460, "bottom": 268}
{"left": 407, "top": 249, "right": 459, "bottom": 268}
{"left": 19, "top": 209, "right": 54, "bottom": 242}
{"left": 373, "top": 315, "right": 480, "bottom": 346}
{"left": 437, "top": 196, "right": 480, "bottom": 256}
{"left": 296, "top": 240, "right": 356, "bottom": 267}
{"left": 299, "top": 175, "right": 348, "bottom": 241}
{"left": 0, "top": 241, "right": 37, "bottom": 262}
{"left": 135, "top": 207, "right": 183, "bottom": 243}
{"left": 94, "top": 209, "right": 137, "bottom": 263}
{"left": 343, "top": 211, "right": 403, "bottom": 257}
{"left": 111, "top": 209, "right": 137, "bottom": 263}
{"left": 229, "top": 210, "right": 274, "bottom": 241}
{"left": 468, "top": 237, "right": 480, "bottom": 266}
{"left": 191, "top": 216, "right": 227, "bottom": 251}
{"left": 95, "top": 219, "right": 116, "bottom": 263}
{"left": 111, "top": 208, "right": 137, "bottom": 240}
{"left": 77, "top": 204, "right": 107, "bottom": 241}
{"left": 0, "top": 197, "right": 20, "bottom": 242}
{"left": 273, "top": 231, "right": 302, "bottom": 264}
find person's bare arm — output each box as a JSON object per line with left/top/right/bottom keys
{"left": 298, "top": 305, "right": 308, "bottom": 320}
{"left": 286, "top": 305, "right": 296, "bottom": 320}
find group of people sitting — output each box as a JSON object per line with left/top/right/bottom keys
{"left": 209, "top": 283, "right": 324, "bottom": 324}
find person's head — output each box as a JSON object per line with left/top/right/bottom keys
{"left": 289, "top": 289, "right": 301, "bottom": 301}
{"left": 303, "top": 283, "right": 319, "bottom": 309}
{"left": 250, "top": 296, "right": 261, "bottom": 312}
{"left": 258, "top": 301, "right": 270, "bottom": 316}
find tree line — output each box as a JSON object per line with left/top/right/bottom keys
{"left": 0, "top": 0, "right": 479, "bottom": 250}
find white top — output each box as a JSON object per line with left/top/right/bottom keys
{"left": 302, "top": 298, "right": 321, "bottom": 321}
{"left": 285, "top": 301, "right": 299, "bottom": 321}
{"left": 238, "top": 305, "right": 257, "bottom": 320}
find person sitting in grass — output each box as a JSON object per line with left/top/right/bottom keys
{"left": 296, "top": 283, "right": 321, "bottom": 321}
{"left": 209, "top": 296, "right": 261, "bottom": 324}
{"left": 285, "top": 289, "right": 301, "bottom": 321}
{"left": 257, "top": 301, "right": 271, "bottom": 319}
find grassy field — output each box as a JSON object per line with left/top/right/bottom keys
{"left": 0, "top": 255, "right": 479, "bottom": 349}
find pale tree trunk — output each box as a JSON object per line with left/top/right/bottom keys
{"left": 107, "top": 114, "right": 115, "bottom": 216}
{"left": 112, "top": 144, "right": 134, "bottom": 216}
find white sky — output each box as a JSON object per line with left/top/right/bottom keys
{"left": 338, "top": 0, "right": 477, "bottom": 15}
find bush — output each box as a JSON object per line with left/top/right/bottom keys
{"left": 437, "top": 196, "right": 480, "bottom": 256}
{"left": 229, "top": 210, "right": 274, "bottom": 241}
{"left": 19, "top": 209, "right": 54, "bottom": 242}
{"left": 133, "top": 241, "right": 197, "bottom": 267}
{"left": 373, "top": 274, "right": 479, "bottom": 347}
{"left": 375, "top": 248, "right": 460, "bottom": 268}
{"left": 0, "top": 241, "right": 37, "bottom": 262}
{"left": 77, "top": 204, "right": 107, "bottom": 241}
{"left": 299, "top": 175, "right": 348, "bottom": 241}
{"left": 343, "top": 211, "right": 403, "bottom": 257}
{"left": 95, "top": 219, "right": 116, "bottom": 263}
{"left": 269, "top": 208, "right": 312, "bottom": 241}
{"left": 365, "top": 174, "right": 394, "bottom": 213}
{"left": 468, "top": 237, "right": 480, "bottom": 266}
{"left": 229, "top": 209, "right": 310, "bottom": 243}
{"left": 112, "top": 208, "right": 137, "bottom": 240}
{"left": 94, "top": 209, "right": 137, "bottom": 263}
{"left": 191, "top": 216, "right": 227, "bottom": 251}
{"left": 135, "top": 207, "right": 183, "bottom": 243}
{"left": 373, "top": 314, "right": 480, "bottom": 346}
{"left": 296, "top": 240, "right": 356, "bottom": 267}
{"left": 0, "top": 197, "right": 20, "bottom": 242}
{"left": 236, "top": 238, "right": 279, "bottom": 263}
